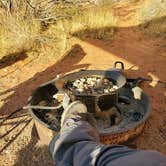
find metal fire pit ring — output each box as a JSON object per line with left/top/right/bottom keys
{"left": 99, "top": 86, "right": 151, "bottom": 144}
{"left": 28, "top": 75, "right": 151, "bottom": 145}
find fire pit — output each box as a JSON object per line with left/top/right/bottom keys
{"left": 28, "top": 62, "right": 151, "bottom": 144}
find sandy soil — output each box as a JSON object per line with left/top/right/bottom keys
{"left": 0, "top": 3, "right": 166, "bottom": 166}
{"left": 0, "top": 28, "right": 165, "bottom": 166}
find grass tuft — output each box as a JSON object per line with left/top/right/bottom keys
{"left": 137, "top": 0, "right": 166, "bottom": 37}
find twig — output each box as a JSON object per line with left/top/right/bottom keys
{"left": 0, "top": 108, "right": 23, "bottom": 125}
{"left": 23, "top": 104, "right": 62, "bottom": 110}
{"left": 36, "top": 14, "right": 71, "bottom": 22}
{"left": 8, "top": 0, "right": 12, "bottom": 13}
{"left": 36, "top": 16, "right": 58, "bottom": 21}
{"left": 26, "top": 0, "right": 36, "bottom": 10}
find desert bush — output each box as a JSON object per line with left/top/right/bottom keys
{"left": 58, "top": 5, "right": 117, "bottom": 39}
{"left": 0, "top": 0, "right": 117, "bottom": 62}
{"left": 0, "top": 1, "right": 41, "bottom": 59}
{"left": 137, "top": 0, "right": 166, "bottom": 37}
{"left": 37, "top": 4, "right": 117, "bottom": 60}
{"left": 0, "top": 15, "right": 40, "bottom": 55}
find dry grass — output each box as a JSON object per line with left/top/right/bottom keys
{"left": 0, "top": 1, "right": 40, "bottom": 59}
{"left": 0, "top": 0, "right": 165, "bottom": 64}
{"left": 67, "top": 6, "right": 116, "bottom": 39}
{"left": 0, "top": 1, "right": 117, "bottom": 62}
{"left": 137, "top": 0, "right": 166, "bottom": 37}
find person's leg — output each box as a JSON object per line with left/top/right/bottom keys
{"left": 49, "top": 101, "right": 102, "bottom": 165}
{"left": 49, "top": 101, "right": 166, "bottom": 166}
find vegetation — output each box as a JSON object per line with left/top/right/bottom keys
{"left": 0, "top": 0, "right": 165, "bottom": 62}
{"left": 137, "top": 0, "right": 166, "bottom": 37}
{"left": 0, "top": 0, "right": 116, "bottom": 61}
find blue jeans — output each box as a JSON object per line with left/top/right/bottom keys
{"left": 49, "top": 118, "right": 166, "bottom": 166}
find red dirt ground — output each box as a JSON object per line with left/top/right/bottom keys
{"left": 0, "top": 27, "right": 165, "bottom": 166}
{"left": 0, "top": 2, "right": 166, "bottom": 165}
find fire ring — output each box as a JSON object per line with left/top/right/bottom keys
{"left": 28, "top": 66, "right": 151, "bottom": 145}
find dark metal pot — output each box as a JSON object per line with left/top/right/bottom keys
{"left": 61, "top": 61, "right": 126, "bottom": 113}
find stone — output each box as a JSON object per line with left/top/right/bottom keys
{"left": 104, "top": 89, "right": 109, "bottom": 93}
{"left": 113, "top": 85, "right": 118, "bottom": 89}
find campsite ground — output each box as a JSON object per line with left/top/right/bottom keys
{"left": 0, "top": 1, "right": 166, "bottom": 165}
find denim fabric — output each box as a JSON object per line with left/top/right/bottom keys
{"left": 49, "top": 119, "right": 166, "bottom": 166}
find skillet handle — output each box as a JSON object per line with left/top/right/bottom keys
{"left": 113, "top": 61, "right": 124, "bottom": 70}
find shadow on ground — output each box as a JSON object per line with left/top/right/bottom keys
{"left": 0, "top": 15, "right": 166, "bottom": 165}
{"left": 0, "top": 50, "right": 28, "bottom": 69}
{"left": 14, "top": 124, "right": 54, "bottom": 166}
{"left": 0, "top": 44, "right": 89, "bottom": 162}
{"left": 72, "top": 15, "right": 166, "bottom": 82}
{"left": 0, "top": 118, "right": 32, "bottom": 154}
{"left": 0, "top": 44, "right": 89, "bottom": 116}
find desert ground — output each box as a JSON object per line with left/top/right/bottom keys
{"left": 0, "top": 0, "right": 166, "bottom": 165}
